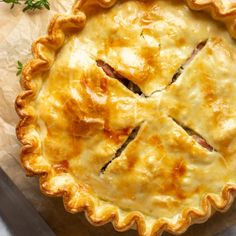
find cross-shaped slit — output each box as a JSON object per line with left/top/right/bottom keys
{"left": 98, "top": 39, "right": 210, "bottom": 173}
{"left": 100, "top": 126, "right": 141, "bottom": 174}
{"left": 171, "top": 117, "right": 215, "bottom": 152}
{"left": 96, "top": 60, "right": 143, "bottom": 95}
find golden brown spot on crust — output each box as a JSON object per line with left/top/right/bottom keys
{"left": 175, "top": 38, "right": 186, "bottom": 47}
{"left": 148, "top": 135, "right": 164, "bottom": 150}
{"left": 207, "top": 47, "right": 213, "bottom": 55}
{"left": 104, "top": 127, "right": 131, "bottom": 144}
{"left": 169, "top": 160, "right": 186, "bottom": 199}
{"left": 172, "top": 160, "right": 186, "bottom": 178}
{"left": 194, "top": 186, "right": 200, "bottom": 194}
{"left": 200, "top": 73, "right": 217, "bottom": 105}
{"left": 53, "top": 160, "right": 69, "bottom": 172}
{"left": 65, "top": 105, "right": 103, "bottom": 137}
{"left": 100, "top": 76, "right": 108, "bottom": 93}
{"left": 81, "top": 74, "right": 108, "bottom": 95}
{"left": 70, "top": 119, "right": 103, "bottom": 137}
{"left": 162, "top": 160, "right": 187, "bottom": 200}
{"left": 168, "top": 103, "right": 187, "bottom": 117}
{"left": 140, "top": 46, "right": 159, "bottom": 69}
{"left": 127, "top": 155, "right": 138, "bottom": 169}
{"left": 106, "top": 32, "right": 130, "bottom": 48}
{"left": 211, "top": 37, "right": 223, "bottom": 46}
{"left": 169, "top": 132, "right": 194, "bottom": 153}
{"left": 63, "top": 88, "right": 106, "bottom": 137}
{"left": 125, "top": 145, "right": 140, "bottom": 170}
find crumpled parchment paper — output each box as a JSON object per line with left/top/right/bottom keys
{"left": 0, "top": 1, "right": 236, "bottom": 235}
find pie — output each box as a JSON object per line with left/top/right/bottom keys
{"left": 15, "top": 0, "right": 236, "bottom": 235}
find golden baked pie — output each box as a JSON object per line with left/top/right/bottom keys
{"left": 16, "top": 0, "right": 236, "bottom": 235}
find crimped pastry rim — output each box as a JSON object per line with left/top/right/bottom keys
{"left": 15, "top": 1, "right": 236, "bottom": 235}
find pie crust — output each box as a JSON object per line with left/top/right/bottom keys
{"left": 15, "top": 0, "right": 236, "bottom": 235}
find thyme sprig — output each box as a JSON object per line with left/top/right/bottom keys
{"left": 16, "top": 61, "right": 23, "bottom": 76}
{"left": 0, "top": 0, "right": 50, "bottom": 11}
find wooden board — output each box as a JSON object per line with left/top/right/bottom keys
{"left": 0, "top": 167, "right": 55, "bottom": 236}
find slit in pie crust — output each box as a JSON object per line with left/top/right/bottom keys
{"left": 16, "top": 0, "right": 236, "bottom": 235}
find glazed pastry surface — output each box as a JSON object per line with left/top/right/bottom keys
{"left": 35, "top": 0, "right": 236, "bottom": 219}
{"left": 16, "top": 0, "right": 236, "bottom": 235}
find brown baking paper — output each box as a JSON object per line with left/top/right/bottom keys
{"left": 0, "top": 1, "right": 236, "bottom": 235}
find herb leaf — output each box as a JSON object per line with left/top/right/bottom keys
{"left": 16, "top": 61, "right": 23, "bottom": 76}
{"left": 0, "top": 0, "right": 50, "bottom": 11}
{"left": 23, "top": 0, "right": 50, "bottom": 12}
{"left": 0, "top": 0, "right": 21, "bottom": 9}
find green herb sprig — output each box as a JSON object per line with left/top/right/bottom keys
{"left": 0, "top": 0, "right": 20, "bottom": 9}
{"left": 0, "top": 0, "right": 50, "bottom": 11}
{"left": 16, "top": 61, "right": 23, "bottom": 76}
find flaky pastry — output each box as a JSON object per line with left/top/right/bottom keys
{"left": 16, "top": 0, "right": 236, "bottom": 235}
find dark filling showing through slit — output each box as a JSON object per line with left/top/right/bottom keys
{"left": 171, "top": 118, "right": 214, "bottom": 152}
{"left": 96, "top": 60, "right": 143, "bottom": 95}
{"left": 100, "top": 126, "right": 141, "bottom": 173}
{"left": 169, "top": 40, "right": 208, "bottom": 86}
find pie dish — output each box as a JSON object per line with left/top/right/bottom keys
{"left": 15, "top": 0, "right": 236, "bottom": 235}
